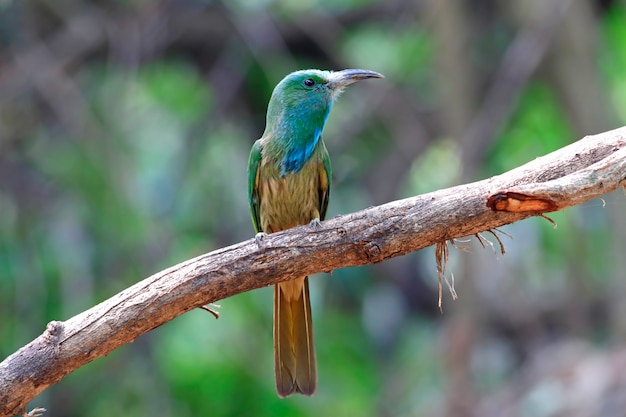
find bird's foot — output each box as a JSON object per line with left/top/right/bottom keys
{"left": 255, "top": 232, "right": 268, "bottom": 249}
{"left": 309, "top": 218, "right": 322, "bottom": 231}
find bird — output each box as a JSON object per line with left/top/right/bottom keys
{"left": 247, "top": 68, "right": 383, "bottom": 397}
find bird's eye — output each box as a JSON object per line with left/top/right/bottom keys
{"left": 303, "top": 78, "right": 315, "bottom": 87}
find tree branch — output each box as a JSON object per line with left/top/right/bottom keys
{"left": 1, "top": 127, "right": 625, "bottom": 417}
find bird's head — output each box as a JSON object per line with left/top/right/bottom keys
{"left": 263, "top": 68, "right": 383, "bottom": 174}
{"left": 266, "top": 69, "right": 384, "bottom": 124}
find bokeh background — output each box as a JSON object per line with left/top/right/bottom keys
{"left": 1, "top": 0, "right": 626, "bottom": 416}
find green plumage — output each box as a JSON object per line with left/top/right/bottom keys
{"left": 247, "top": 68, "right": 383, "bottom": 397}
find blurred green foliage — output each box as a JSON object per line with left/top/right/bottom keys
{"left": 1, "top": 1, "right": 626, "bottom": 416}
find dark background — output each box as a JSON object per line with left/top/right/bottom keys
{"left": 1, "top": 0, "right": 626, "bottom": 416}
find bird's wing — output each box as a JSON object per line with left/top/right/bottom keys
{"left": 319, "top": 141, "right": 332, "bottom": 221}
{"left": 248, "top": 139, "right": 263, "bottom": 233}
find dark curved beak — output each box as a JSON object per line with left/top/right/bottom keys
{"left": 327, "top": 69, "right": 384, "bottom": 90}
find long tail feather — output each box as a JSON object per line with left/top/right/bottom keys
{"left": 273, "top": 277, "right": 317, "bottom": 397}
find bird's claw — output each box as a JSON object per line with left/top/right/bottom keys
{"left": 309, "top": 218, "right": 322, "bottom": 231}
{"left": 255, "top": 232, "right": 268, "bottom": 249}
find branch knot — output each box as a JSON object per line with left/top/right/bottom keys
{"left": 364, "top": 241, "right": 382, "bottom": 261}
{"left": 43, "top": 321, "right": 65, "bottom": 348}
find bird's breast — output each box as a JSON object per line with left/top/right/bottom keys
{"left": 258, "top": 157, "right": 322, "bottom": 233}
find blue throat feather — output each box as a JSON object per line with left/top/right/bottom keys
{"left": 280, "top": 125, "right": 323, "bottom": 175}
{"left": 279, "top": 104, "right": 331, "bottom": 176}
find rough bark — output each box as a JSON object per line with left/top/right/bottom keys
{"left": 1, "top": 126, "right": 625, "bottom": 417}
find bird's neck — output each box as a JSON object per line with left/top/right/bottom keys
{"left": 263, "top": 105, "right": 331, "bottom": 176}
